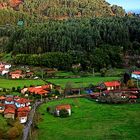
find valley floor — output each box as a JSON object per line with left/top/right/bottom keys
{"left": 34, "top": 98, "right": 140, "bottom": 140}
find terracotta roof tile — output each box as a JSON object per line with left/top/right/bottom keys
{"left": 104, "top": 81, "right": 121, "bottom": 87}
{"left": 4, "top": 108, "right": 15, "bottom": 114}
{"left": 56, "top": 104, "right": 71, "bottom": 110}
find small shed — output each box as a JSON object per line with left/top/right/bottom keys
{"left": 55, "top": 104, "right": 71, "bottom": 116}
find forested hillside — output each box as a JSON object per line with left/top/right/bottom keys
{"left": 0, "top": 0, "right": 140, "bottom": 71}
{"left": 0, "top": 17, "right": 140, "bottom": 71}
{"left": 0, "top": 0, "right": 125, "bottom": 25}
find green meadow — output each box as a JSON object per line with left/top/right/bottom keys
{"left": 35, "top": 98, "right": 140, "bottom": 140}
{"left": 0, "top": 79, "right": 45, "bottom": 89}
{"left": 47, "top": 76, "right": 119, "bottom": 88}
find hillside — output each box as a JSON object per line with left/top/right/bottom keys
{"left": 0, "top": 0, "right": 125, "bottom": 24}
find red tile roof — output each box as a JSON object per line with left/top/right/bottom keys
{"left": 4, "top": 108, "right": 15, "bottom": 114}
{"left": 14, "top": 96, "right": 20, "bottom": 100}
{"left": 104, "top": 81, "right": 121, "bottom": 87}
{"left": 56, "top": 104, "right": 71, "bottom": 110}
{"left": 5, "top": 104, "right": 16, "bottom": 109}
{"left": 10, "top": 70, "right": 22, "bottom": 75}
{"left": 15, "top": 98, "right": 31, "bottom": 104}
{"left": 5, "top": 97, "right": 13, "bottom": 102}
{"left": 28, "top": 87, "right": 49, "bottom": 95}
{"left": 17, "top": 106, "right": 30, "bottom": 112}
{"left": 0, "top": 96, "right": 6, "bottom": 100}
{"left": 132, "top": 71, "right": 140, "bottom": 75}
{"left": 129, "top": 95, "right": 137, "bottom": 99}
{"left": 18, "top": 112, "right": 29, "bottom": 117}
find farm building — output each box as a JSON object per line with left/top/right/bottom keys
{"left": 17, "top": 107, "right": 30, "bottom": 123}
{"left": 4, "top": 104, "right": 16, "bottom": 119}
{"left": 9, "top": 70, "right": 24, "bottom": 79}
{"left": 131, "top": 71, "right": 140, "bottom": 80}
{"left": 55, "top": 104, "right": 71, "bottom": 116}
{"left": 5, "top": 97, "right": 14, "bottom": 105}
{"left": 98, "top": 81, "right": 121, "bottom": 91}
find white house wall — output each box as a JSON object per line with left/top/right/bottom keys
{"left": 131, "top": 74, "right": 140, "bottom": 80}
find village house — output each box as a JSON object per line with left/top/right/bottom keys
{"left": 98, "top": 81, "right": 121, "bottom": 91}
{"left": 9, "top": 70, "right": 25, "bottom": 79}
{"left": 21, "top": 84, "right": 52, "bottom": 96}
{"left": 17, "top": 106, "right": 30, "bottom": 123}
{"left": 15, "top": 98, "right": 31, "bottom": 108}
{"left": 4, "top": 104, "right": 16, "bottom": 119}
{"left": 5, "top": 97, "right": 14, "bottom": 105}
{"left": 131, "top": 71, "right": 140, "bottom": 80}
{"left": 55, "top": 104, "right": 71, "bottom": 116}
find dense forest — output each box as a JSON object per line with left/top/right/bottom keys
{"left": 0, "top": 17, "right": 140, "bottom": 71}
{"left": 0, "top": 0, "right": 140, "bottom": 71}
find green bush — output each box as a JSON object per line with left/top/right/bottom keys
{"left": 12, "top": 87, "right": 16, "bottom": 92}
{"left": 16, "top": 86, "right": 21, "bottom": 92}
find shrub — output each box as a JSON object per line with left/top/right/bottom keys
{"left": 7, "top": 119, "right": 15, "bottom": 127}
{"left": 16, "top": 86, "right": 21, "bottom": 92}
{"left": 12, "top": 87, "right": 16, "bottom": 92}
{"left": 3, "top": 88, "right": 6, "bottom": 92}
{"left": 59, "top": 109, "right": 69, "bottom": 118}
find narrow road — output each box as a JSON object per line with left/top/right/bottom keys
{"left": 22, "top": 100, "right": 43, "bottom": 140}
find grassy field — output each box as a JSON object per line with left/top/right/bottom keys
{"left": 47, "top": 76, "right": 120, "bottom": 88}
{"left": 34, "top": 98, "right": 140, "bottom": 140}
{"left": 0, "top": 79, "right": 45, "bottom": 89}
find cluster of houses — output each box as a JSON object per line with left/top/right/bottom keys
{"left": 9, "top": 70, "right": 34, "bottom": 79}
{"left": 0, "top": 95, "right": 32, "bottom": 123}
{"left": 21, "top": 84, "right": 53, "bottom": 97}
{"left": 0, "top": 62, "right": 34, "bottom": 79}
{"left": 90, "top": 80, "right": 139, "bottom": 101}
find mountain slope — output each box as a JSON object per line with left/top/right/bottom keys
{"left": 0, "top": 0, "right": 125, "bottom": 23}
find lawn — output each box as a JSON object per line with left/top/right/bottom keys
{"left": 47, "top": 76, "right": 120, "bottom": 88}
{"left": 35, "top": 98, "right": 140, "bottom": 140}
{"left": 0, "top": 79, "right": 45, "bottom": 89}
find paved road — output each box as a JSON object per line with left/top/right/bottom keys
{"left": 22, "top": 101, "right": 43, "bottom": 140}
